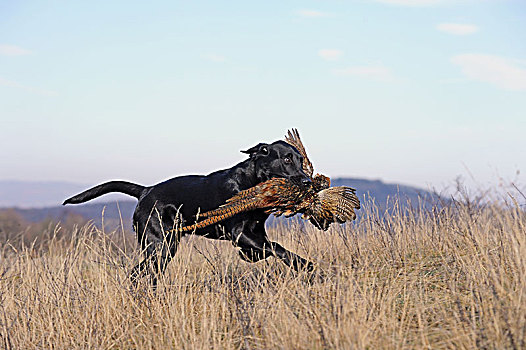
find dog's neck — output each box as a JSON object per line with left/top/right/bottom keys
{"left": 227, "top": 159, "right": 260, "bottom": 191}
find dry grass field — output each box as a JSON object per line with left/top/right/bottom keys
{"left": 1, "top": 192, "right": 525, "bottom": 349}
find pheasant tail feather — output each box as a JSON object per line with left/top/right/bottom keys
{"left": 285, "top": 128, "right": 314, "bottom": 177}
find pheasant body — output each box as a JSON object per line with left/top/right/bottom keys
{"left": 199, "top": 178, "right": 316, "bottom": 218}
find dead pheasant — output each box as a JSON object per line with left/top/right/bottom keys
{"left": 199, "top": 177, "right": 312, "bottom": 218}
{"left": 169, "top": 177, "right": 359, "bottom": 234}
{"left": 168, "top": 129, "right": 360, "bottom": 234}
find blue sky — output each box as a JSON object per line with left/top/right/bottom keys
{"left": 1, "top": 0, "right": 525, "bottom": 191}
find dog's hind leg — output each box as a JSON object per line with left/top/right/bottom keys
{"left": 130, "top": 205, "right": 182, "bottom": 288}
{"left": 130, "top": 231, "right": 180, "bottom": 288}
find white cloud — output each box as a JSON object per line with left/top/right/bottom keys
{"left": 333, "top": 65, "right": 392, "bottom": 80}
{"left": 451, "top": 54, "right": 526, "bottom": 91}
{"left": 437, "top": 23, "right": 479, "bottom": 35}
{"left": 0, "top": 44, "right": 32, "bottom": 56}
{"left": 0, "top": 77, "right": 58, "bottom": 96}
{"left": 296, "top": 9, "right": 331, "bottom": 18}
{"left": 374, "top": 0, "right": 445, "bottom": 6}
{"left": 202, "top": 54, "right": 227, "bottom": 63}
{"left": 318, "top": 49, "right": 343, "bottom": 62}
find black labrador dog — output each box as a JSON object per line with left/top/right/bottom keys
{"left": 63, "top": 140, "right": 313, "bottom": 285}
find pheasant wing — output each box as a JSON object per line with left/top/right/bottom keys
{"left": 319, "top": 186, "right": 361, "bottom": 223}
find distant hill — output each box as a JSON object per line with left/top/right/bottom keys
{"left": 13, "top": 201, "right": 137, "bottom": 228}
{"left": 331, "top": 178, "right": 440, "bottom": 208}
{"left": 0, "top": 178, "right": 440, "bottom": 228}
{"left": 0, "top": 180, "right": 137, "bottom": 208}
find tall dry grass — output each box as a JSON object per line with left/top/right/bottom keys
{"left": 1, "top": 194, "right": 525, "bottom": 349}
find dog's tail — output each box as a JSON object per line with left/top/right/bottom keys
{"left": 63, "top": 181, "right": 146, "bottom": 205}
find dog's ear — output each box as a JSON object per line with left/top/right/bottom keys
{"left": 241, "top": 143, "right": 270, "bottom": 158}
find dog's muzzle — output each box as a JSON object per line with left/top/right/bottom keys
{"left": 290, "top": 175, "right": 312, "bottom": 188}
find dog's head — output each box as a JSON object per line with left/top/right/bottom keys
{"left": 241, "top": 140, "right": 311, "bottom": 186}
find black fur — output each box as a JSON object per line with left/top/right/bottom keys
{"left": 63, "top": 140, "right": 313, "bottom": 285}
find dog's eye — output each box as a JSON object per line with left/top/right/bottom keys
{"left": 260, "top": 146, "right": 269, "bottom": 155}
{"left": 284, "top": 157, "right": 292, "bottom": 164}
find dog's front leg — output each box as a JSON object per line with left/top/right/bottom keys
{"left": 231, "top": 225, "right": 314, "bottom": 273}
{"left": 266, "top": 241, "right": 314, "bottom": 273}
